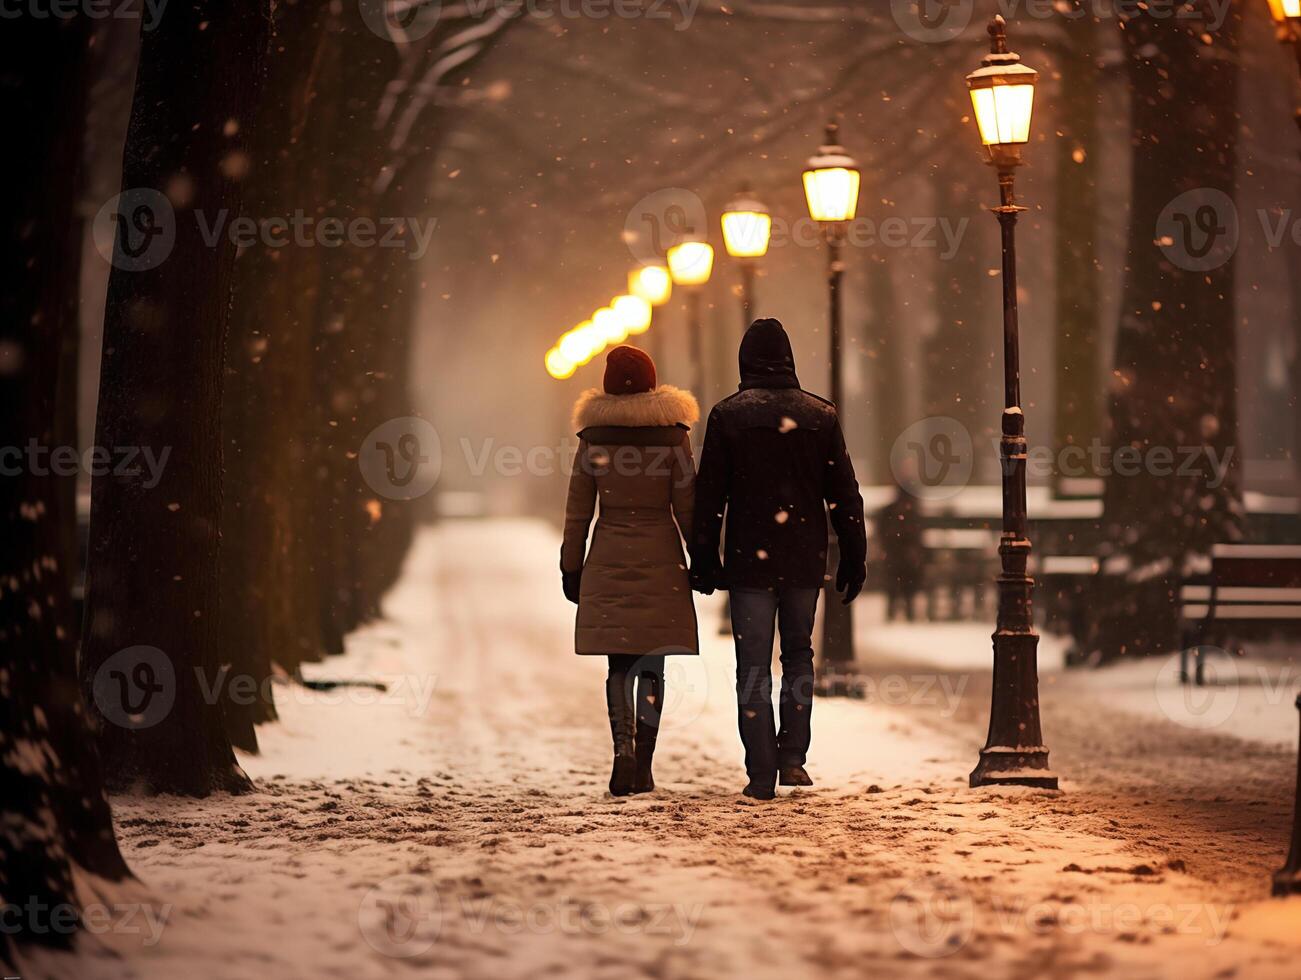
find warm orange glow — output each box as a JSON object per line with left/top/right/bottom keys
{"left": 1267, "top": 0, "right": 1301, "bottom": 22}
{"left": 721, "top": 209, "right": 772, "bottom": 258}
{"left": 612, "top": 294, "right": 653, "bottom": 335}
{"left": 545, "top": 346, "right": 575, "bottom": 379}
{"left": 666, "top": 240, "right": 714, "bottom": 286}
{"left": 628, "top": 264, "right": 672, "bottom": 306}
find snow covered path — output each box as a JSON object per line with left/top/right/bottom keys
{"left": 27, "top": 519, "right": 1301, "bottom": 980}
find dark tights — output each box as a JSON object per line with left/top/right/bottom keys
{"left": 606, "top": 655, "right": 666, "bottom": 732}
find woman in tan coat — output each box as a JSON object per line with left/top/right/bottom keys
{"left": 561, "top": 346, "right": 699, "bottom": 796}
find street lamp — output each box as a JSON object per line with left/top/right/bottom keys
{"left": 1266, "top": 0, "right": 1301, "bottom": 138}
{"left": 802, "top": 121, "right": 860, "bottom": 672}
{"left": 666, "top": 235, "right": 714, "bottom": 396}
{"left": 612, "top": 294, "right": 653, "bottom": 337}
{"left": 629, "top": 263, "right": 673, "bottom": 362}
{"left": 721, "top": 185, "right": 771, "bottom": 328}
{"left": 965, "top": 15, "right": 1057, "bottom": 790}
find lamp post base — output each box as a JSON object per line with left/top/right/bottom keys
{"left": 970, "top": 746, "right": 1058, "bottom": 789}
{"left": 1273, "top": 868, "right": 1301, "bottom": 897}
{"left": 1273, "top": 694, "right": 1301, "bottom": 897}
{"left": 970, "top": 631, "right": 1058, "bottom": 789}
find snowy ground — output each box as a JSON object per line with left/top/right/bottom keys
{"left": 18, "top": 518, "right": 1301, "bottom": 980}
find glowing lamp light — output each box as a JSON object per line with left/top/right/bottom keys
{"left": 545, "top": 347, "right": 574, "bottom": 380}
{"left": 628, "top": 264, "right": 672, "bottom": 306}
{"left": 1267, "top": 0, "right": 1301, "bottom": 22}
{"left": 966, "top": 16, "right": 1038, "bottom": 168}
{"left": 593, "top": 306, "right": 627, "bottom": 345}
{"left": 558, "top": 325, "right": 592, "bottom": 365}
{"left": 721, "top": 188, "right": 772, "bottom": 259}
{"left": 802, "top": 123, "right": 860, "bottom": 224}
{"left": 666, "top": 238, "right": 714, "bottom": 287}
{"left": 612, "top": 294, "right": 652, "bottom": 336}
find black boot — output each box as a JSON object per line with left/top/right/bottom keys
{"left": 632, "top": 664, "right": 663, "bottom": 793}
{"left": 606, "top": 669, "right": 636, "bottom": 797}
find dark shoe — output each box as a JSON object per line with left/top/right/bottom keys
{"left": 779, "top": 765, "right": 812, "bottom": 787}
{"left": 610, "top": 752, "right": 637, "bottom": 797}
{"left": 742, "top": 781, "right": 776, "bottom": 800}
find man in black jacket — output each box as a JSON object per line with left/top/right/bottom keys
{"left": 691, "top": 318, "right": 867, "bottom": 799}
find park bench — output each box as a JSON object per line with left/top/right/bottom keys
{"left": 921, "top": 527, "right": 998, "bottom": 621}
{"left": 1178, "top": 544, "right": 1301, "bottom": 686}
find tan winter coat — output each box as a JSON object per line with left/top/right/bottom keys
{"left": 562, "top": 385, "right": 700, "bottom": 656}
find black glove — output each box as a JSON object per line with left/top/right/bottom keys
{"left": 562, "top": 568, "right": 582, "bottom": 605}
{"left": 836, "top": 559, "right": 866, "bottom": 605}
{"left": 689, "top": 558, "right": 722, "bottom": 596}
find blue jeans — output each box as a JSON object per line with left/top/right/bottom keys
{"left": 729, "top": 587, "right": 819, "bottom": 787}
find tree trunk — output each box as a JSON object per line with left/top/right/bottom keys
{"left": 1, "top": 16, "right": 130, "bottom": 962}
{"left": 80, "top": 1, "right": 271, "bottom": 794}
{"left": 1052, "top": 5, "right": 1103, "bottom": 490}
{"left": 1090, "top": 2, "right": 1244, "bottom": 663}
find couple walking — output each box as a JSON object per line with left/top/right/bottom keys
{"left": 561, "top": 318, "right": 867, "bottom": 799}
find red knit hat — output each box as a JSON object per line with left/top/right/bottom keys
{"left": 603, "top": 345, "right": 657, "bottom": 395}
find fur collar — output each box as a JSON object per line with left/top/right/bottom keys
{"left": 572, "top": 385, "right": 699, "bottom": 433}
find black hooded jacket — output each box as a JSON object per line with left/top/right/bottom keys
{"left": 690, "top": 319, "right": 867, "bottom": 591}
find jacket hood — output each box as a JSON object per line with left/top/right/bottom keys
{"left": 571, "top": 384, "right": 699, "bottom": 433}
{"left": 739, "top": 318, "right": 800, "bottom": 390}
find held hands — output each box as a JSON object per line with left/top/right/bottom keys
{"left": 835, "top": 559, "right": 866, "bottom": 605}
{"left": 562, "top": 568, "right": 582, "bottom": 605}
{"left": 689, "top": 559, "right": 722, "bottom": 596}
